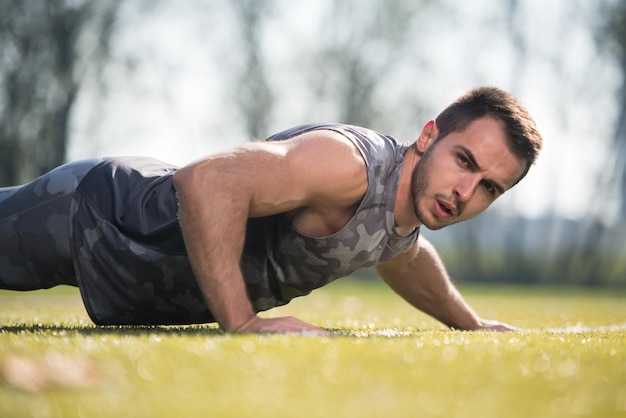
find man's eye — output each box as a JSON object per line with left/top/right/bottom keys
{"left": 457, "top": 154, "right": 469, "bottom": 166}
{"left": 483, "top": 181, "right": 495, "bottom": 195}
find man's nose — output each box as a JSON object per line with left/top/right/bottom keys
{"left": 453, "top": 175, "right": 480, "bottom": 202}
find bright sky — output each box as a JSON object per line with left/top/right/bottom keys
{"left": 68, "top": 0, "right": 622, "bottom": 222}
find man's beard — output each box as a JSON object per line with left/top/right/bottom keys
{"left": 410, "top": 145, "right": 460, "bottom": 231}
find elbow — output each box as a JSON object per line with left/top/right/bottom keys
{"left": 173, "top": 164, "right": 194, "bottom": 196}
{"left": 173, "top": 163, "right": 212, "bottom": 218}
{"left": 174, "top": 163, "right": 209, "bottom": 205}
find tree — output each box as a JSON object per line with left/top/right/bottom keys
{"left": 230, "top": 0, "right": 274, "bottom": 139}
{"left": 602, "top": 0, "right": 626, "bottom": 220}
{"left": 0, "top": 0, "right": 120, "bottom": 186}
{"left": 304, "top": 0, "right": 431, "bottom": 130}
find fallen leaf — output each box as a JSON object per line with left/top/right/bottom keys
{"left": 0, "top": 354, "right": 98, "bottom": 392}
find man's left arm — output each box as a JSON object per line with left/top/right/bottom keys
{"left": 375, "top": 236, "right": 515, "bottom": 331}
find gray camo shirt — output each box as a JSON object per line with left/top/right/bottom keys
{"left": 71, "top": 124, "right": 419, "bottom": 325}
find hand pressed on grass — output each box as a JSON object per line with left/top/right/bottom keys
{"left": 234, "top": 315, "right": 329, "bottom": 335}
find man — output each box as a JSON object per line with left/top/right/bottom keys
{"left": 0, "top": 87, "right": 542, "bottom": 335}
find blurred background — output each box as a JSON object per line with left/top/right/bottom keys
{"left": 0, "top": 0, "right": 625, "bottom": 286}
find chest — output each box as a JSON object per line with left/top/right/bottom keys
{"left": 271, "top": 203, "right": 417, "bottom": 279}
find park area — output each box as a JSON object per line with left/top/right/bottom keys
{"left": 0, "top": 279, "right": 625, "bottom": 418}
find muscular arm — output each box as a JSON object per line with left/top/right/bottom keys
{"left": 376, "top": 236, "right": 514, "bottom": 331}
{"left": 173, "top": 131, "right": 367, "bottom": 334}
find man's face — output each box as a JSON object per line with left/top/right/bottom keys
{"left": 411, "top": 116, "right": 526, "bottom": 230}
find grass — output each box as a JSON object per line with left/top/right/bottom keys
{"left": 1, "top": 280, "right": 625, "bottom": 418}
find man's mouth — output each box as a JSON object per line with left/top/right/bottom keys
{"left": 435, "top": 198, "right": 456, "bottom": 218}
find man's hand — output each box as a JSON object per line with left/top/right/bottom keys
{"left": 234, "top": 315, "right": 329, "bottom": 335}
{"left": 473, "top": 318, "right": 518, "bottom": 332}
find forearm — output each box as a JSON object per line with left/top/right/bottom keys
{"left": 413, "top": 240, "right": 481, "bottom": 329}
{"left": 178, "top": 217, "right": 254, "bottom": 331}
{"left": 422, "top": 281, "right": 482, "bottom": 330}
{"left": 174, "top": 166, "right": 255, "bottom": 331}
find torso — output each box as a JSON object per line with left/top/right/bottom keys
{"left": 239, "top": 123, "right": 420, "bottom": 313}
{"left": 73, "top": 125, "right": 420, "bottom": 326}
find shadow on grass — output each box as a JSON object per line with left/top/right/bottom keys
{"left": 0, "top": 323, "right": 225, "bottom": 337}
{"left": 0, "top": 324, "right": 432, "bottom": 338}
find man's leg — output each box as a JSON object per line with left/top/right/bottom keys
{"left": 0, "top": 159, "right": 103, "bottom": 290}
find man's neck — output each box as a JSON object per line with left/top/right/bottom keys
{"left": 394, "top": 145, "right": 421, "bottom": 235}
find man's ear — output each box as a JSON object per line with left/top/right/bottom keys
{"left": 415, "top": 120, "right": 439, "bottom": 155}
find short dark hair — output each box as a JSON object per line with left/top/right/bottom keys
{"left": 435, "top": 87, "right": 543, "bottom": 183}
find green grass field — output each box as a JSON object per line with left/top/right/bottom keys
{"left": 1, "top": 280, "right": 625, "bottom": 418}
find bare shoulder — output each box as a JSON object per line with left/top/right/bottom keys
{"left": 276, "top": 130, "right": 367, "bottom": 206}
{"left": 175, "top": 128, "right": 368, "bottom": 218}
{"left": 282, "top": 129, "right": 367, "bottom": 187}
{"left": 288, "top": 128, "right": 361, "bottom": 152}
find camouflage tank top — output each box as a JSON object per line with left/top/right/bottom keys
{"left": 243, "top": 124, "right": 419, "bottom": 311}
{"left": 71, "top": 124, "right": 419, "bottom": 325}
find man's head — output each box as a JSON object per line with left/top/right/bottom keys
{"left": 434, "top": 86, "right": 542, "bottom": 184}
{"left": 410, "top": 87, "right": 543, "bottom": 230}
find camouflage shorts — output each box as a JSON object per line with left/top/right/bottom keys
{"left": 0, "top": 159, "right": 103, "bottom": 290}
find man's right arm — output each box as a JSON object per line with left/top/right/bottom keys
{"left": 376, "top": 236, "right": 516, "bottom": 331}
{"left": 174, "top": 155, "right": 265, "bottom": 333}
{"left": 173, "top": 132, "right": 367, "bottom": 334}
